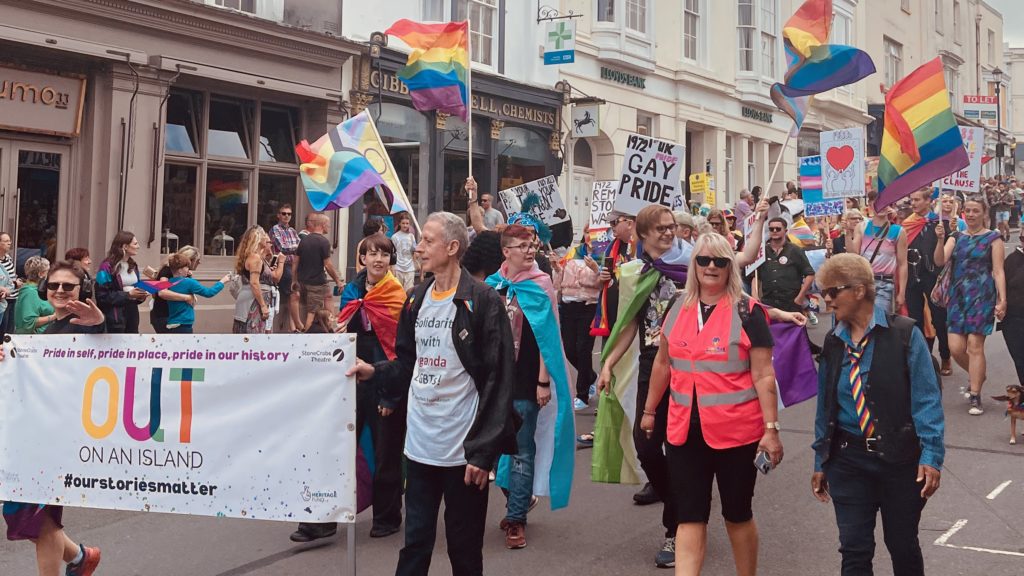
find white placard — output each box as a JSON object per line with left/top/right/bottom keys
{"left": 571, "top": 104, "right": 600, "bottom": 138}
{"left": 0, "top": 334, "right": 357, "bottom": 523}
{"left": 589, "top": 180, "right": 618, "bottom": 229}
{"left": 742, "top": 211, "right": 765, "bottom": 276}
{"left": 820, "top": 128, "right": 865, "bottom": 199}
{"left": 613, "top": 134, "right": 684, "bottom": 216}
{"left": 498, "top": 175, "right": 570, "bottom": 227}
{"left": 939, "top": 126, "right": 984, "bottom": 192}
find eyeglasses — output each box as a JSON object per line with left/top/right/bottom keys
{"left": 768, "top": 227, "right": 785, "bottom": 232}
{"left": 695, "top": 255, "right": 731, "bottom": 268}
{"left": 654, "top": 223, "right": 678, "bottom": 234}
{"left": 46, "top": 282, "right": 80, "bottom": 292}
{"left": 279, "top": 212, "right": 292, "bottom": 216}
{"left": 612, "top": 217, "right": 632, "bottom": 226}
{"left": 507, "top": 243, "right": 540, "bottom": 253}
{"left": 822, "top": 284, "right": 854, "bottom": 299}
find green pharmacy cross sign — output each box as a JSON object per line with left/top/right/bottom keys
{"left": 544, "top": 20, "right": 576, "bottom": 65}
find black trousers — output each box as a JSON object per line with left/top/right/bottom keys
{"left": 356, "top": 382, "right": 406, "bottom": 530}
{"left": 905, "top": 278, "right": 950, "bottom": 360}
{"left": 633, "top": 354, "right": 675, "bottom": 536}
{"left": 1002, "top": 316, "right": 1024, "bottom": 386}
{"left": 0, "top": 299, "right": 15, "bottom": 341}
{"left": 824, "top": 443, "right": 926, "bottom": 576}
{"left": 396, "top": 460, "right": 489, "bottom": 576}
{"left": 560, "top": 301, "right": 598, "bottom": 402}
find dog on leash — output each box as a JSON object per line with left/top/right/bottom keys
{"left": 992, "top": 384, "right": 1024, "bottom": 445}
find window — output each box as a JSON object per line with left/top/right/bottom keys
{"left": 597, "top": 0, "right": 615, "bottom": 22}
{"left": 761, "top": 0, "right": 777, "bottom": 79}
{"left": 637, "top": 112, "right": 654, "bottom": 136}
{"left": 423, "top": 0, "right": 444, "bottom": 20}
{"left": 747, "top": 140, "right": 756, "bottom": 189}
{"left": 162, "top": 89, "right": 301, "bottom": 258}
{"left": 945, "top": 65, "right": 960, "bottom": 113}
{"left": 934, "top": 0, "right": 942, "bottom": 34}
{"left": 953, "top": 0, "right": 960, "bottom": 41}
{"left": 214, "top": 0, "right": 255, "bottom": 13}
{"left": 832, "top": 4, "right": 853, "bottom": 92}
{"left": 626, "top": 0, "right": 647, "bottom": 33}
{"left": 738, "top": 0, "right": 755, "bottom": 72}
{"left": 684, "top": 0, "right": 700, "bottom": 61}
{"left": 738, "top": 0, "right": 777, "bottom": 77}
{"left": 454, "top": 0, "right": 498, "bottom": 66}
{"left": 725, "top": 135, "right": 734, "bottom": 198}
{"left": 884, "top": 37, "right": 903, "bottom": 87}
{"left": 901, "top": 0, "right": 910, "bottom": 12}
{"left": 989, "top": 29, "right": 996, "bottom": 66}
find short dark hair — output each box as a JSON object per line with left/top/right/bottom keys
{"left": 359, "top": 233, "right": 396, "bottom": 257}
{"left": 279, "top": 203, "right": 293, "bottom": 212}
{"left": 362, "top": 219, "right": 383, "bottom": 238}
{"left": 768, "top": 217, "right": 788, "bottom": 229}
{"left": 47, "top": 261, "right": 87, "bottom": 284}
{"left": 65, "top": 247, "right": 90, "bottom": 262}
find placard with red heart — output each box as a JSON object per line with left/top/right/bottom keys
{"left": 826, "top": 146, "right": 855, "bottom": 172}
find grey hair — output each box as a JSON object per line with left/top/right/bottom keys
{"left": 426, "top": 211, "right": 470, "bottom": 259}
{"left": 24, "top": 256, "right": 51, "bottom": 282}
{"left": 739, "top": 188, "right": 751, "bottom": 199}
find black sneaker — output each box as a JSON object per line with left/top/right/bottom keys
{"left": 655, "top": 536, "right": 675, "bottom": 568}
{"left": 969, "top": 394, "right": 984, "bottom": 415}
{"left": 369, "top": 524, "right": 400, "bottom": 538}
{"left": 290, "top": 522, "right": 337, "bottom": 542}
{"left": 633, "top": 482, "right": 660, "bottom": 505}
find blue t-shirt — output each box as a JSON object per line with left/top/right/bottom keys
{"left": 166, "top": 277, "right": 224, "bottom": 326}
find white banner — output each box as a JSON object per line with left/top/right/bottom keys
{"left": 498, "top": 175, "right": 570, "bottom": 227}
{"left": 742, "top": 210, "right": 765, "bottom": 276}
{"left": 0, "top": 334, "right": 357, "bottom": 523}
{"left": 589, "top": 180, "right": 618, "bottom": 229}
{"left": 820, "top": 128, "right": 865, "bottom": 199}
{"left": 613, "top": 134, "right": 684, "bottom": 216}
{"left": 939, "top": 126, "right": 984, "bottom": 192}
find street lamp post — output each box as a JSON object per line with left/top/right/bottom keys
{"left": 994, "top": 67, "right": 1004, "bottom": 179}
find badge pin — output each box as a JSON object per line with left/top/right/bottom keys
{"left": 779, "top": 256, "right": 789, "bottom": 265}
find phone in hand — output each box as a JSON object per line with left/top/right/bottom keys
{"left": 753, "top": 450, "right": 773, "bottom": 475}
{"left": 269, "top": 254, "right": 280, "bottom": 268}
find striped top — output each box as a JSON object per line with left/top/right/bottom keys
{"left": 0, "top": 255, "right": 16, "bottom": 300}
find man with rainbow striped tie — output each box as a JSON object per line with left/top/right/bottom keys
{"left": 811, "top": 254, "right": 944, "bottom": 576}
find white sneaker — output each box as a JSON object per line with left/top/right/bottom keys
{"left": 573, "top": 398, "right": 588, "bottom": 411}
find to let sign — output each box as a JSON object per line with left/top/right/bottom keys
{"left": 0, "top": 66, "right": 86, "bottom": 137}
{"left": 613, "top": 134, "right": 684, "bottom": 216}
{"left": 963, "top": 95, "right": 998, "bottom": 123}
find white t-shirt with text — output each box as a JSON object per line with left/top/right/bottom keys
{"left": 404, "top": 289, "right": 479, "bottom": 466}
{"left": 391, "top": 231, "right": 416, "bottom": 273}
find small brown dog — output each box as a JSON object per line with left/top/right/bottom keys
{"left": 992, "top": 384, "right": 1024, "bottom": 445}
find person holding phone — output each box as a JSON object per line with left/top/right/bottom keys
{"left": 811, "top": 254, "right": 944, "bottom": 576}
{"left": 156, "top": 254, "right": 231, "bottom": 334}
{"left": 641, "top": 233, "right": 781, "bottom": 575}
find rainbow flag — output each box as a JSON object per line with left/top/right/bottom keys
{"left": 296, "top": 111, "right": 413, "bottom": 215}
{"left": 770, "top": 0, "right": 875, "bottom": 128}
{"left": 877, "top": 58, "right": 969, "bottom": 209}
{"left": 208, "top": 180, "right": 247, "bottom": 206}
{"left": 386, "top": 19, "right": 469, "bottom": 121}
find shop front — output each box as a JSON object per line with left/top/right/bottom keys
{"left": 348, "top": 47, "right": 563, "bottom": 252}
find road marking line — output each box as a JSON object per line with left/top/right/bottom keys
{"left": 933, "top": 519, "right": 968, "bottom": 546}
{"left": 940, "top": 543, "right": 1024, "bottom": 558}
{"left": 986, "top": 480, "right": 1012, "bottom": 500}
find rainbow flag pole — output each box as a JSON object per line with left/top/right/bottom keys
{"left": 466, "top": 19, "right": 473, "bottom": 180}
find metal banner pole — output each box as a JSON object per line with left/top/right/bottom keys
{"left": 466, "top": 19, "right": 473, "bottom": 182}
{"left": 346, "top": 522, "right": 356, "bottom": 575}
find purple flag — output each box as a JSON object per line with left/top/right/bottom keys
{"left": 770, "top": 322, "right": 818, "bottom": 407}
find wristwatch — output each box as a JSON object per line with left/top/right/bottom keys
{"left": 765, "top": 421, "right": 782, "bottom": 431}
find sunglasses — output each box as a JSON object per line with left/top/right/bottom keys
{"left": 695, "top": 256, "right": 730, "bottom": 268}
{"left": 279, "top": 212, "right": 292, "bottom": 216}
{"left": 709, "top": 220, "right": 724, "bottom": 226}
{"left": 768, "top": 227, "right": 785, "bottom": 232}
{"left": 46, "top": 282, "right": 80, "bottom": 292}
{"left": 822, "top": 284, "right": 853, "bottom": 299}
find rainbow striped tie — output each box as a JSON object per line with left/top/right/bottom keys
{"left": 847, "top": 340, "right": 875, "bottom": 437}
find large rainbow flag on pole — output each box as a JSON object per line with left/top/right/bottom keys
{"left": 770, "top": 0, "right": 875, "bottom": 131}
{"left": 386, "top": 19, "right": 470, "bottom": 121}
{"left": 296, "top": 111, "right": 415, "bottom": 223}
{"left": 877, "top": 57, "right": 969, "bottom": 209}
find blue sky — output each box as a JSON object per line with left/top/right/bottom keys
{"left": 986, "top": 0, "right": 1024, "bottom": 47}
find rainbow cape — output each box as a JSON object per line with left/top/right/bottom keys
{"left": 386, "top": 19, "right": 469, "bottom": 121}
{"left": 901, "top": 211, "right": 938, "bottom": 245}
{"left": 770, "top": 0, "right": 875, "bottom": 129}
{"left": 877, "top": 58, "right": 970, "bottom": 210}
{"left": 296, "top": 111, "right": 414, "bottom": 215}
{"left": 486, "top": 263, "right": 575, "bottom": 510}
{"left": 590, "top": 238, "right": 633, "bottom": 337}
{"left": 338, "top": 270, "right": 406, "bottom": 361}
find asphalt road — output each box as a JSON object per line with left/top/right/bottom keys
{"left": 5, "top": 310, "right": 1024, "bottom": 575}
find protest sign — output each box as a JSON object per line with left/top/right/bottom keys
{"left": 797, "top": 155, "right": 842, "bottom": 216}
{"left": 742, "top": 210, "right": 765, "bottom": 276}
{"left": 0, "top": 334, "right": 357, "bottom": 523}
{"left": 820, "top": 128, "right": 865, "bottom": 199}
{"left": 613, "top": 134, "right": 684, "bottom": 216}
{"left": 499, "top": 175, "right": 570, "bottom": 226}
{"left": 589, "top": 180, "right": 618, "bottom": 229}
{"left": 939, "top": 126, "right": 983, "bottom": 192}
{"left": 805, "top": 200, "right": 844, "bottom": 216}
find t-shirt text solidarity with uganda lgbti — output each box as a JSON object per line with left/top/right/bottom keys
{"left": 620, "top": 135, "right": 681, "bottom": 208}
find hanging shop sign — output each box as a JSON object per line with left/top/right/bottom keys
{"left": 0, "top": 65, "right": 86, "bottom": 137}
{"left": 544, "top": 20, "right": 576, "bottom": 65}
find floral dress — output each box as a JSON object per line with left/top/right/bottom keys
{"left": 947, "top": 230, "right": 1001, "bottom": 335}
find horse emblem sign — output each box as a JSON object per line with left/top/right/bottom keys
{"left": 571, "top": 104, "right": 599, "bottom": 138}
